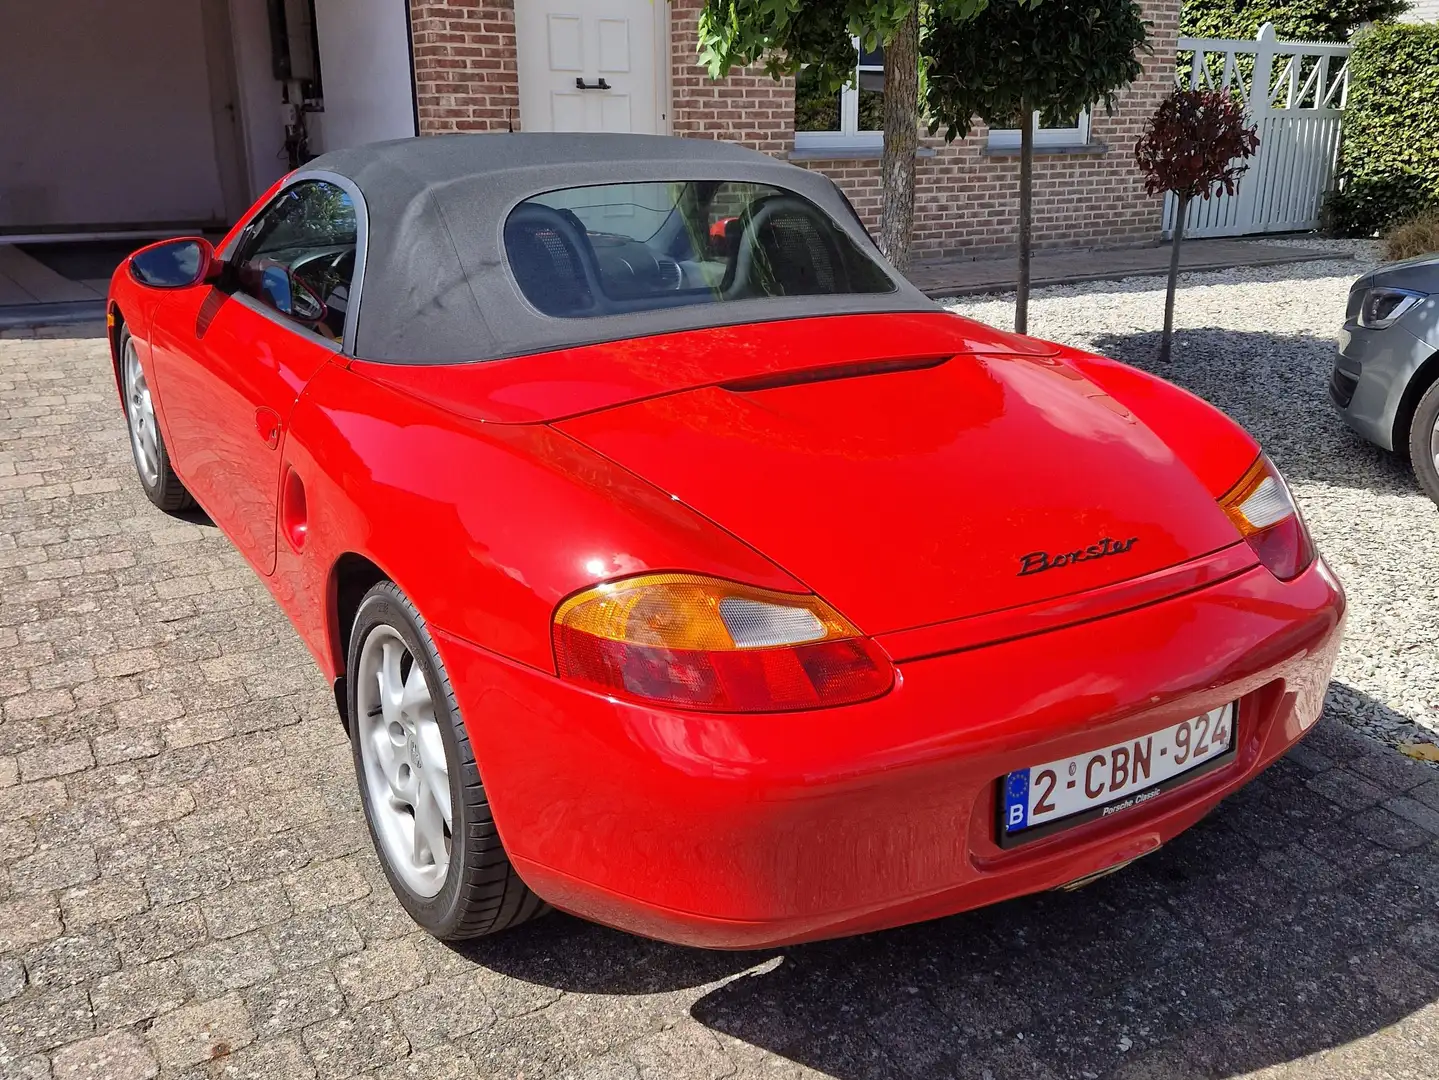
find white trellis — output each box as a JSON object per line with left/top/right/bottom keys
{"left": 1164, "top": 22, "right": 1351, "bottom": 238}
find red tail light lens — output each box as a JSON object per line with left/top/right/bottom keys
{"left": 1218, "top": 455, "right": 1316, "bottom": 581}
{"left": 553, "top": 574, "right": 894, "bottom": 712}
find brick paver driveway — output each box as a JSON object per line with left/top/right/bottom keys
{"left": 3, "top": 325, "right": 1439, "bottom": 1080}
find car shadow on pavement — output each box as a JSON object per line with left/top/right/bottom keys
{"left": 462, "top": 698, "right": 1439, "bottom": 1079}
{"left": 1087, "top": 328, "right": 1420, "bottom": 497}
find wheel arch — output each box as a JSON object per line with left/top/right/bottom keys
{"left": 328, "top": 551, "right": 391, "bottom": 731}
{"left": 1394, "top": 346, "right": 1439, "bottom": 458}
{"left": 108, "top": 303, "right": 127, "bottom": 404}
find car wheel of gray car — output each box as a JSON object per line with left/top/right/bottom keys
{"left": 119, "top": 326, "right": 194, "bottom": 513}
{"left": 347, "top": 581, "right": 548, "bottom": 940}
{"left": 1407, "top": 379, "right": 1439, "bottom": 507}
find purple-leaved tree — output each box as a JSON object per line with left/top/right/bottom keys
{"left": 1135, "top": 89, "right": 1260, "bottom": 361}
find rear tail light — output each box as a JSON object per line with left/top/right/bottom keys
{"left": 1218, "top": 455, "right": 1315, "bottom": 581}
{"left": 552, "top": 573, "right": 894, "bottom": 712}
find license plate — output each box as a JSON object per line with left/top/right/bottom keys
{"left": 999, "top": 704, "right": 1235, "bottom": 847}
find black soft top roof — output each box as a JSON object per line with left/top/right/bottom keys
{"left": 291, "top": 133, "right": 937, "bottom": 364}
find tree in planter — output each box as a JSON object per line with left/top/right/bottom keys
{"left": 922, "top": 0, "right": 1149, "bottom": 333}
{"left": 696, "top": 0, "right": 1043, "bottom": 271}
{"left": 1135, "top": 89, "right": 1259, "bottom": 362}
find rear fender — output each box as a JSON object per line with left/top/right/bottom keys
{"left": 274, "top": 360, "right": 804, "bottom": 678}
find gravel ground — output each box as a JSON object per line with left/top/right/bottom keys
{"left": 941, "top": 239, "right": 1439, "bottom": 755}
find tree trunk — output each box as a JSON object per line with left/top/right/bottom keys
{"left": 1015, "top": 98, "right": 1033, "bottom": 335}
{"left": 1159, "top": 195, "right": 1188, "bottom": 363}
{"left": 878, "top": 3, "right": 919, "bottom": 271}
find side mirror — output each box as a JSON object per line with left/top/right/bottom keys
{"left": 128, "top": 237, "right": 216, "bottom": 289}
{"left": 260, "top": 263, "right": 327, "bottom": 324}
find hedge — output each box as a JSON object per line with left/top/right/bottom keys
{"left": 1325, "top": 22, "right": 1439, "bottom": 236}
{"left": 1179, "top": 0, "right": 1409, "bottom": 44}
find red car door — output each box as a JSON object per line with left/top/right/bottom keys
{"left": 149, "top": 180, "right": 358, "bottom": 575}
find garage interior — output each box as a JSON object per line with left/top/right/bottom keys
{"left": 0, "top": 0, "right": 418, "bottom": 319}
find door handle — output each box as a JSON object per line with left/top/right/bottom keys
{"left": 255, "top": 407, "right": 282, "bottom": 450}
{"left": 575, "top": 77, "right": 611, "bottom": 91}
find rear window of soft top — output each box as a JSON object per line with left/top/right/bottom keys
{"left": 502, "top": 180, "right": 895, "bottom": 318}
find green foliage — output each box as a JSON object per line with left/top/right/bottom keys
{"left": 696, "top": 0, "right": 1000, "bottom": 91}
{"left": 921, "top": 0, "right": 1149, "bottom": 141}
{"left": 1179, "top": 0, "right": 1409, "bottom": 44}
{"left": 1135, "top": 89, "right": 1260, "bottom": 202}
{"left": 1325, "top": 22, "right": 1439, "bottom": 236}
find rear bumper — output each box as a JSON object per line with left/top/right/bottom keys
{"left": 435, "top": 555, "right": 1345, "bottom": 949}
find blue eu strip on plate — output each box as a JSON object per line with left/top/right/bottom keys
{"left": 1003, "top": 768, "right": 1030, "bottom": 833}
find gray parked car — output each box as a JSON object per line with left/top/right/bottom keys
{"left": 1333, "top": 252, "right": 1439, "bottom": 504}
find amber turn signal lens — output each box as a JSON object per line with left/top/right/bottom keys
{"left": 553, "top": 573, "right": 894, "bottom": 712}
{"left": 1218, "top": 455, "right": 1315, "bottom": 581}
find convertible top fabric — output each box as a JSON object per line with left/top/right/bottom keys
{"left": 296, "top": 134, "right": 938, "bottom": 364}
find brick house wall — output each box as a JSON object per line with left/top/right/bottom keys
{"left": 407, "top": 0, "right": 1180, "bottom": 261}
{"left": 409, "top": 1, "right": 519, "bottom": 133}
{"left": 799, "top": 0, "right": 1180, "bottom": 261}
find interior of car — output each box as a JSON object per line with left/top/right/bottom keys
{"left": 504, "top": 180, "right": 893, "bottom": 319}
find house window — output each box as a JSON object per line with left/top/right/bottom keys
{"left": 794, "top": 40, "right": 884, "bottom": 150}
{"left": 986, "top": 110, "right": 1091, "bottom": 150}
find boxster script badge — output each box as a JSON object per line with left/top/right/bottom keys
{"left": 1018, "top": 536, "right": 1139, "bottom": 576}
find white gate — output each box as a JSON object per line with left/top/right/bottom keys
{"left": 1164, "top": 23, "right": 1351, "bottom": 238}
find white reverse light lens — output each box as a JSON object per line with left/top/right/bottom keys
{"left": 1236, "top": 475, "right": 1293, "bottom": 529}
{"left": 1358, "top": 287, "right": 1425, "bottom": 329}
{"left": 718, "top": 596, "right": 828, "bottom": 648}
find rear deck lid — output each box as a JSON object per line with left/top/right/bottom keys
{"left": 558, "top": 352, "right": 1244, "bottom": 634}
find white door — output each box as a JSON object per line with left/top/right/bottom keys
{"left": 516, "top": 1, "right": 667, "bottom": 134}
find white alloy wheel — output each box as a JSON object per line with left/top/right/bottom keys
{"left": 123, "top": 338, "right": 160, "bottom": 487}
{"left": 1430, "top": 410, "right": 1439, "bottom": 477}
{"left": 355, "top": 624, "right": 453, "bottom": 897}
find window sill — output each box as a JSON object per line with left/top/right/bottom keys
{"left": 787, "top": 146, "right": 939, "bottom": 162}
{"left": 982, "top": 141, "right": 1110, "bottom": 158}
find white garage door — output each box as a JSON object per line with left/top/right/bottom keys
{"left": 0, "top": 0, "right": 242, "bottom": 231}
{"left": 515, "top": 1, "right": 668, "bottom": 134}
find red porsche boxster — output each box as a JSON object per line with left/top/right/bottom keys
{"left": 107, "top": 134, "right": 1344, "bottom": 948}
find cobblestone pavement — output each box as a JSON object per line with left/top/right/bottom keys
{"left": 2, "top": 319, "right": 1439, "bottom": 1080}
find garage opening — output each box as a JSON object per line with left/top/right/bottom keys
{"left": 0, "top": 0, "right": 418, "bottom": 314}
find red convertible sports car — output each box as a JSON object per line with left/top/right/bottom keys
{"left": 108, "top": 134, "right": 1345, "bottom": 949}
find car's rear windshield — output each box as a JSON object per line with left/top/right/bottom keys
{"left": 502, "top": 180, "right": 895, "bottom": 318}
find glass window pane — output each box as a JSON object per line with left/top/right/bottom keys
{"left": 1038, "top": 109, "right": 1084, "bottom": 130}
{"left": 795, "top": 66, "right": 841, "bottom": 132}
{"left": 235, "top": 181, "right": 357, "bottom": 341}
{"left": 858, "top": 81, "right": 884, "bottom": 132}
{"left": 505, "top": 181, "right": 895, "bottom": 318}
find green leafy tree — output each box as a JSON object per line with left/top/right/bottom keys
{"left": 1135, "top": 89, "right": 1259, "bottom": 362}
{"left": 697, "top": 1, "right": 1040, "bottom": 271}
{"left": 922, "top": 0, "right": 1148, "bottom": 333}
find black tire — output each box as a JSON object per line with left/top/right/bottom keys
{"left": 1407, "top": 379, "right": 1439, "bottom": 507}
{"left": 118, "top": 326, "right": 194, "bottom": 513}
{"left": 347, "top": 581, "right": 547, "bottom": 940}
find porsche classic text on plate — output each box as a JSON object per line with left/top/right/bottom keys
{"left": 1002, "top": 704, "right": 1236, "bottom": 845}
{"left": 105, "top": 133, "right": 1345, "bottom": 949}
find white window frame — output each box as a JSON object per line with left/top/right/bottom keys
{"left": 793, "top": 39, "right": 884, "bottom": 151}
{"left": 987, "top": 110, "right": 1091, "bottom": 150}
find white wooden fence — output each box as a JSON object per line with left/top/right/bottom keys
{"left": 1164, "top": 23, "right": 1351, "bottom": 238}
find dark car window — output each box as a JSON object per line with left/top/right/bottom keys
{"left": 232, "top": 180, "right": 357, "bottom": 342}
{"left": 503, "top": 180, "right": 894, "bottom": 318}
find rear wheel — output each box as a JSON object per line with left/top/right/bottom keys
{"left": 348, "top": 581, "right": 546, "bottom": 939}
{"left": 1407, "top": 379, "right": 1439, "bottom": 507}
{"left": 120, "top": 327, "right": 193, "bottom": 512}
